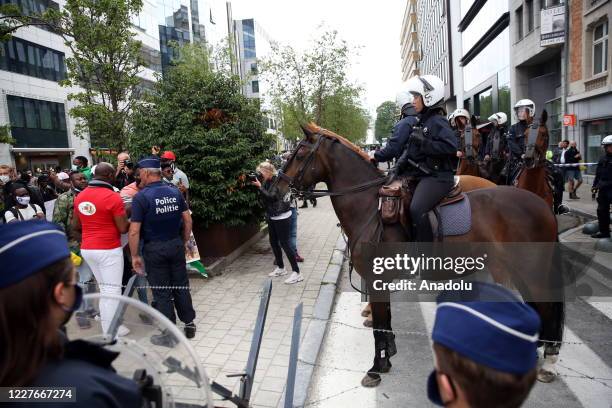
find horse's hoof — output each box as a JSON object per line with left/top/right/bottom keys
{"left": 361, "top": 309, "right": 371, "bottom": 317}
{"left": 537, "top": 367, "right": 556, "bottom": 383}
{"left": 361, "top": 373, "right": 381, "bottom": 387}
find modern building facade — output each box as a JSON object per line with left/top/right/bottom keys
{"left": 0, "top": 0, "right": 90, "bottom": 170}
{"left": 566, "top": 0, "right": 611, "bottom": 172}
{"left": 400, "top": 0, "right": 421, "bottom": 80}
{"left": 401, "top": 0, "right": 454, "bottom": 104}
{"left": 458, "top": 0, "right": 511, "bottom": 122}
{"left": 510, "top": 0, "right": 565, "bottom": 146}
{"left": 0, "top": 0, "right": 210, "bottom": 169}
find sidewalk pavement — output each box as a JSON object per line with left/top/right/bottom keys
{"left": 187, "top": 197, "right": 341, "bottom": 408}
{"left": 562, "top": 177, "right": 597, "bottom": 218}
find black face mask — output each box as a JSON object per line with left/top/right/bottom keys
{"left": 60, "top": 284, "right": 83, "bottom": 326}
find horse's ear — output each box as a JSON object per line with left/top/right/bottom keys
{"left": 540, "top": 109, "right": 548, "bottom": 125}
{"left": 300, "top": 122, "right": 316, "bottom": 142}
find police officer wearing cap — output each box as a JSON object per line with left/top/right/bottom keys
{"left": 373, "top": 90, "right": 418, "bottom": 165}
{"left": 128, "top": 157, "right": 196, "bottom": 347}
{"left": 394, "top": 74, "right": 458, "bottom": 242}
{"left": 0, "top": 221, "right": 142, "bottom": 406}
{"left": 591, "top": 135, "right": 612, "bottom": 239}
{"left": 428, "top": 282, "right": 541, "bottom": 407}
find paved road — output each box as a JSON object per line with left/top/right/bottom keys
{"left": 308, "top": 219, "right": 612, "bottom": 408}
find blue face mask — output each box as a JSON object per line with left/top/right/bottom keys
{"left": 61, "top": 284, "right": 83, "bottom": 326}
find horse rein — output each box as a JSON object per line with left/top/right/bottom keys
{"left": 523, "top": 122, "right": 541, "bottom": 161}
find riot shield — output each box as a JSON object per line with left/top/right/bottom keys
{"left": 66, "top": 293, "right": 214, "bottom": 408}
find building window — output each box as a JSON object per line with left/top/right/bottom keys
{"left": 0, "top": 0, "right": 59, "bottom": 33}
{"left": 251, "top": 80, "right": 259, "bottom": 93}
{"left": 476, "top": 88, "right": 493, "bottom": 119}
{"left": 0, "top": 37, "right": 67, "bottom": 81}
{"left": 593, "top": 21, "right": 609, "bottom": 75}
{"left": 544, "top": 98, "right": 562, "bottom": 147}
{"left": 6, "top": 95, "right": 68, "bottom": 148}
{"left": 516, "top": 6, "right": 524, "bottom": 41}
{"left": 251, "top": 62, "right": 257, "bottom": 74}
{"left": 586, "top": 119, "right": 612, "bottom": 174}
{"left": 526, "top": 0, "right": 534, "bottom": 32}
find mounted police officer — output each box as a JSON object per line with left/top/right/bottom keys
{"left": 508, "top": 99, "right": 536, "bottom": 161}
{"left": 373, "top": 90, "right": 418, "bottom": 165}
{"left": 395, "top": 75, "right": 458, "bottom": 242}
{"left": 483, "top": 112, "right": 509, "bottom": 162}
{"left": 450, "top": 108, "right": 471, "bottom": 161}
{"left": 591, "top": 135, "right": 612, "bottom": 239}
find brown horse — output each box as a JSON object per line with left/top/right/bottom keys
{"left": 278, "top": 123, "right": 563, "bottom": 387}
{"left": 515, "top": 111, "right": 554, "bottom": 209}
{"left": 456, "top": 116, "right": 483, "bottom": 177}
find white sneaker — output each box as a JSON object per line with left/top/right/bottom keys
{"left": 269, "top": 267, "right": 287, "bottom": 277}
{"left": 284, "top": 272, "right": 304, "bottom": 284}
{"left": 117, "top": 325, "right": 130, "bottom": 337}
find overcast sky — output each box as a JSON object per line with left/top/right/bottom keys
{"left": 228, "top": 0, "right": 405, "bottom": 141}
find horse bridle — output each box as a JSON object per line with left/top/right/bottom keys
{"left": 524, "top": 122, "right": 540, "bottom": 161}
{"left": 277, "top": 133, "right": 387, "bottom": 198}
{"left": 463, "top": 123, "right": 475, "bottom": 160}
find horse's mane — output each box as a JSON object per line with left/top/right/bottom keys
{"left": 305, "top": 123, "right": 374, "bottom": 164}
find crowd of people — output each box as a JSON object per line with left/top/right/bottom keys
{"left": 0, "top": 151, "right": 196, "bottom": 343}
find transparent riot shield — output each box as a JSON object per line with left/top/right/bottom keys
{"left": 65, "top": 293, "right": 214, "bottom": 408}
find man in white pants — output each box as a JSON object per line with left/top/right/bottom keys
{"left": 73, "top": 163, "right": 130, "bottom": 335}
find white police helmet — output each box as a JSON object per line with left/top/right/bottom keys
{"left": 395, "top": 90, "right": 414, "bottom": 111}
{"left": 602, "top": 135, "right": 612, "bottom": 146}
{"left": 450, "top": 108, "right": 470, "bottom": 127}
{"left": 488, "top": 112, "right": 508, "bottom": 126}
{"left": 405, "top": 75, "right": 445, "bottom": 107}
{"left": 514, "top": 99, "right": 536, "bottom": 117}
{"left": 447, "top": 111, "right": 455, "bottom": 125}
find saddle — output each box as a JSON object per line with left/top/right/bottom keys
{"left": 379, "top": 176, "right": 470, "bottom": 240}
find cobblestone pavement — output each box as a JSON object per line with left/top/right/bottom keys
{"left": 187, "top": 197, "right": 341, "bottom": 408}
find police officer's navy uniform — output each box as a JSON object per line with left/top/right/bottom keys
{"left": 593, "top": 151, "right": 612, "bottom": 237}
{"left": 374, "top": 115, "right": 418, "bottom": 163}
{"left": 396, "top": 106, "right": 458, "bottom": 241}
{"left": 507, "top": 120, "right": 528, "bottom": 161}
{"left": 131, "top": 180, "right": 196, "bottom": 326}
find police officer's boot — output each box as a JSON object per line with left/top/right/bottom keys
{"left": 184, "top": 322, "right": 196, "bottom": 339}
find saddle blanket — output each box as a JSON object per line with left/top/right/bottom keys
{"left": 438, "top": 195, "right": 471, "bottom": 236}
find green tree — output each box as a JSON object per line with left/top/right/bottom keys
{"left": 45, "top": 0, "right": 144, "bottom": 151}
{"left": 261, "top": 29, "right": 370, "bottom": 143}
{"left": 0, "top": 3, "right": 48, "bottom": 42}
{"left": 374, "top": 101, "right": 397, "bottom": 143}
{"left": 130, "top": 44, "right": 274, "bottom": 227}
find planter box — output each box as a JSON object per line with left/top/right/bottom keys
{"left": 193, "top": 222, "right": 261, "bottom": 258}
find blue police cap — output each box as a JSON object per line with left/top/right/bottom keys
{"left": 0, "top": 221, "right": 70, "bottom": 289}
{"left": 427, "top": 282, "right": 541, "bottom": 406}
{"left": 138, "top": 156, "right": 161, "bottom": 169}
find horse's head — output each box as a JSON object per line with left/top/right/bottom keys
{"left": 276, "top": 123, "right": 380, "bottom": 197}
{"left": 460, "top": 115, "right": 482, "bottom": 160}
{"left": 276, "top": 124, "right": 331, "bottom": 197}
{"left": 524, "top": 110, "right": 549, "bottom": 164}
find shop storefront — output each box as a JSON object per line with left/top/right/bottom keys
{"left": 584, "top": 118, "right": 612, "bottom": 174}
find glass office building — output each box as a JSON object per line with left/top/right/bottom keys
{"left": 459, "top": 0, "right": 511, "bottom": 121}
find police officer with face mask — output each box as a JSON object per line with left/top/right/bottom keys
{"left": 0, "top": 221, "right": 142, "bottom": 406}
{"left": 394, "top": 75, "right": 458, "bottom": 242}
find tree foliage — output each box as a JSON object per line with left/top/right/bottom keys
{"left": 45, "top": 0, "right": 144, "bottom": 151}
{"left": 130, "top": 44, "right": 274, "bottom": 227}
{"left": 261, "top": 29, "right": 370, "bottom": 144}
{"left": 374, "top": 101, "right": 397, "bottom": 143}
{"left": 0, "top": 4, "right": 49, "bottom": 43}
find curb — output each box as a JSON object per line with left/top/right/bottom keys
{"left": 279, "top": 232, "right": 348, "bottom": 408}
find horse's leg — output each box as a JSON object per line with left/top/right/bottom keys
{"left": 529, "top": 301, "right": 565, "bottom": 382}
{"left": 361, "top": 302, "right": 372, "bottom": 317}
{"left": 361, "top": 298, "right": 393, "bottom": 387}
